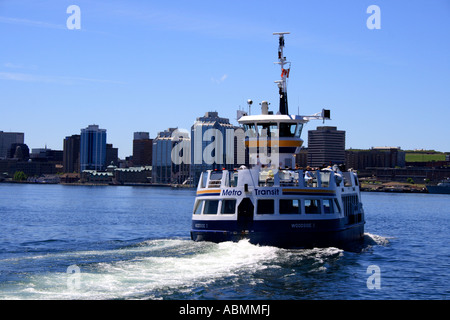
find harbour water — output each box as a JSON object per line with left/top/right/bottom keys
{"left": 0, "top": 183, "right": 448, "bottom": 300}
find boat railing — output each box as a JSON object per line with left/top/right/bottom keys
{"left": 256, "top": 168, "right": 341, "bottom": 189}
{"left": 198, "top": 167, "right": 352, "bottom": 190}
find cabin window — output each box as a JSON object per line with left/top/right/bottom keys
{"left": 257, "top": 123, "right": 278, "bottom": 137}
{"left": 280, "top": 199, "right": 300, "bottom": 214}
{"left": 209, "top": 170, "right": 223, "bottom": 181}
{"left": 323, "top": 199, "right": 334, "bottom": 214}
{"left": 257, "top": 199, "right": 274, "bottom": 214}
{"left": 221, "top": 199, "right": 236, "bottom": 214}
{"left": 229, "top": 171, "right": 238, "bottom": 187}
{"left": 203, "top": 200, "right": 219, "bottom": 215}
{"left": 193, "top": 200, "right": 204, "bottom": 214}
{"left": 279, "top": 123, "right": 296, "bottom": 137}
{"left": 200, "top": 173, "right": 208, "bottom": 188}
{"left": 294, "top": 123, "right": 303, "bottom": 137}
{"left": 243, "top": 123, "right": 256, "bottom": 137}
{"left": 305, "top": 199, "right": 321, "bottom": 214}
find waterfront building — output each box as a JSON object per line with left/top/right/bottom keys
{"left": 63, "top": 134, "right": 80, "bottom": 173}
{"left": 0, "top": 131, "right": 24, "bottom": 159}
{"left": 190, "top": 112, "right": 241, "bottom": 184}
{"left": 152, "top": 128, "right": 190, "bottom": 184}
{"left": 346, "top": 147, "right": 405, "bottom": 170}
{"left": 307, "top": 126, "right": 345, "bottom": 167}
{"left": 114, "top": 166, "right": 152, "bottom": 184}
{"left": 30, "top": 147, "right": 63, "bottom": 162}
{"left": 80, "top": 125, "right": 107, "bottom": 171}
{"left": 7, "top": 143, "right": 30, "bottom": 160}
{"left": 106, "top": 143, "right": 118, "bottom": 166}
{"left": 0, "top": 159, "right": 61, "bottom": 177}
{"left": 133, "top": 132, "right": 153, "bottom": 166}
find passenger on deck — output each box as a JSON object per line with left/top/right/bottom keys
{"left": 304, "top": 167, "right": 313, "bottom": 186}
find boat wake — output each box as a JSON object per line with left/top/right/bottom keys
{"left": 0, "top": 235, "right": 390, "bottom": 300}
{"left": 363, "top": 233, "right": 391, "bottom": 246}
{"left": 0, "top": 239, "right": 277, "bottom": 299}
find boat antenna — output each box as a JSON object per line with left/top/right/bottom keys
{"left": 273, "top": 32, "right": 290, "bottom": 115}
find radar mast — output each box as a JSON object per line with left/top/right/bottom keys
{"left": 273, "top": 32, "right": 290, "bottom": 115}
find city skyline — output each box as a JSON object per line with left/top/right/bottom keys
{"left": 1, "top": 1, "right": 449, "bottom": 158}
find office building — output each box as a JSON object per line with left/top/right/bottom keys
{"left": 152, "top": 128, "right": 190, "bottom": 184}
{"left": 63, "top": 134, "right": 80, "bottom": 173}
{"left": 8, "top": 143, "right": 30, "bottom": 160}
{"left": 346, "top": 147, "right": 405, "bottom": 170}
{"left": 133, "top": 132, "right": 153, "bottom": 166}
{"left": 30, "top": 147, "right": 63, "bottom": 162}
{"left": 190, "top": 112, "right": 241, "bottom": 184}
{"left": 307, "top": 126, "right": 345, "bottom": 167}
{"left": 106, "top": 143, "right": 119, "bottom": 166}
{"left": 80, "top": 124, "right": 107, "bottom": 171}
{"left": 0, "top": 131, "right": 24, "bottom": 159}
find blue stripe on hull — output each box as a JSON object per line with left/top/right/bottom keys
{"left": 191, "top": 218, "right": 365, "bottom": 249}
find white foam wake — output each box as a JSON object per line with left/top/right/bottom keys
{"left": 1, "top": 239, "right": 279, "bottom": 300}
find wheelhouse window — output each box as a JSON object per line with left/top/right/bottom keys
{"left": 305, "top": 199, "right": 321, "bottom": 214}
{"left": 279, "top": 123, "right": 296, "bottom": 137}
{"left": 257, "top": 123, "right": 278, "bottom": 138}
{"left": 294, "top": 123, "right": 303, "bottom": 137}
{"left": 323, "top": 199, "right": 334, "bottom": 214}
{"left": 257, "top": 199, "right": 274, "bottom": 214}
{"left": 200, "top": 173, "right": 208, "bottom": 188}
{"left": 204, "top": 200, "right": 219, "bottom": 215}
{"left": 280, "top": 199, "right": 300, "bottom": 214}
{"left": 243, "top": 123, "right": 257, "bottom": 138}
{"left": 221, "top": 199, "right": 236, "bottom": 214}
{"left": 193, "top": 200, "right": 204, "bottom": 214}
{"left": 209, "top": 170, "right": 223, "bottom": 181}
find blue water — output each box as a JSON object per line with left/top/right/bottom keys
{"left": 0, "top": 183, "right": 448, "bottom": 300}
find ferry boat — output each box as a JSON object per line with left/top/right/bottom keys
{"left": 190, "top": 32, "right": 365, "bottom": 248}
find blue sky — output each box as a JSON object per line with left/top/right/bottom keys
{"left": 0, "top": 0, "right": 449, "bottom": 158}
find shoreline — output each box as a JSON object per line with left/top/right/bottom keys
{"left": 0, "top": 179, "right": 434, "bottom": 193}
{"left": 360, "top": 181, "right": 427, "bottom": 193}
{"left": 0, "top": 180, "right": 194, "bottom": 188}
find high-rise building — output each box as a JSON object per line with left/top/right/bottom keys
{"left": 307, "top": 126, "right": 345, "bottom": 167}
{"left": 0, "top": 131, "right": 24, "bottom": 159}
{"left": 106, "top": 143, "right": 118, "bottom": 166}
{"left": 133, "top": 132, "right": 153, "bottom": 166}
{"left": 80, "top": 125, "right": 106, "bottom": 171}
{"left": 190, "top": 112, "right": 243, "bottom": 184}
{"left": 152, "top": 128, "right": 190, "bottom": 184}
{"left": 63, "top": 134, "right": 80, "bottom": 173}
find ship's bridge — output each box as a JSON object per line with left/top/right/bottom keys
{"left": 238, "top": 107, "right": 308, "bottom": 168}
